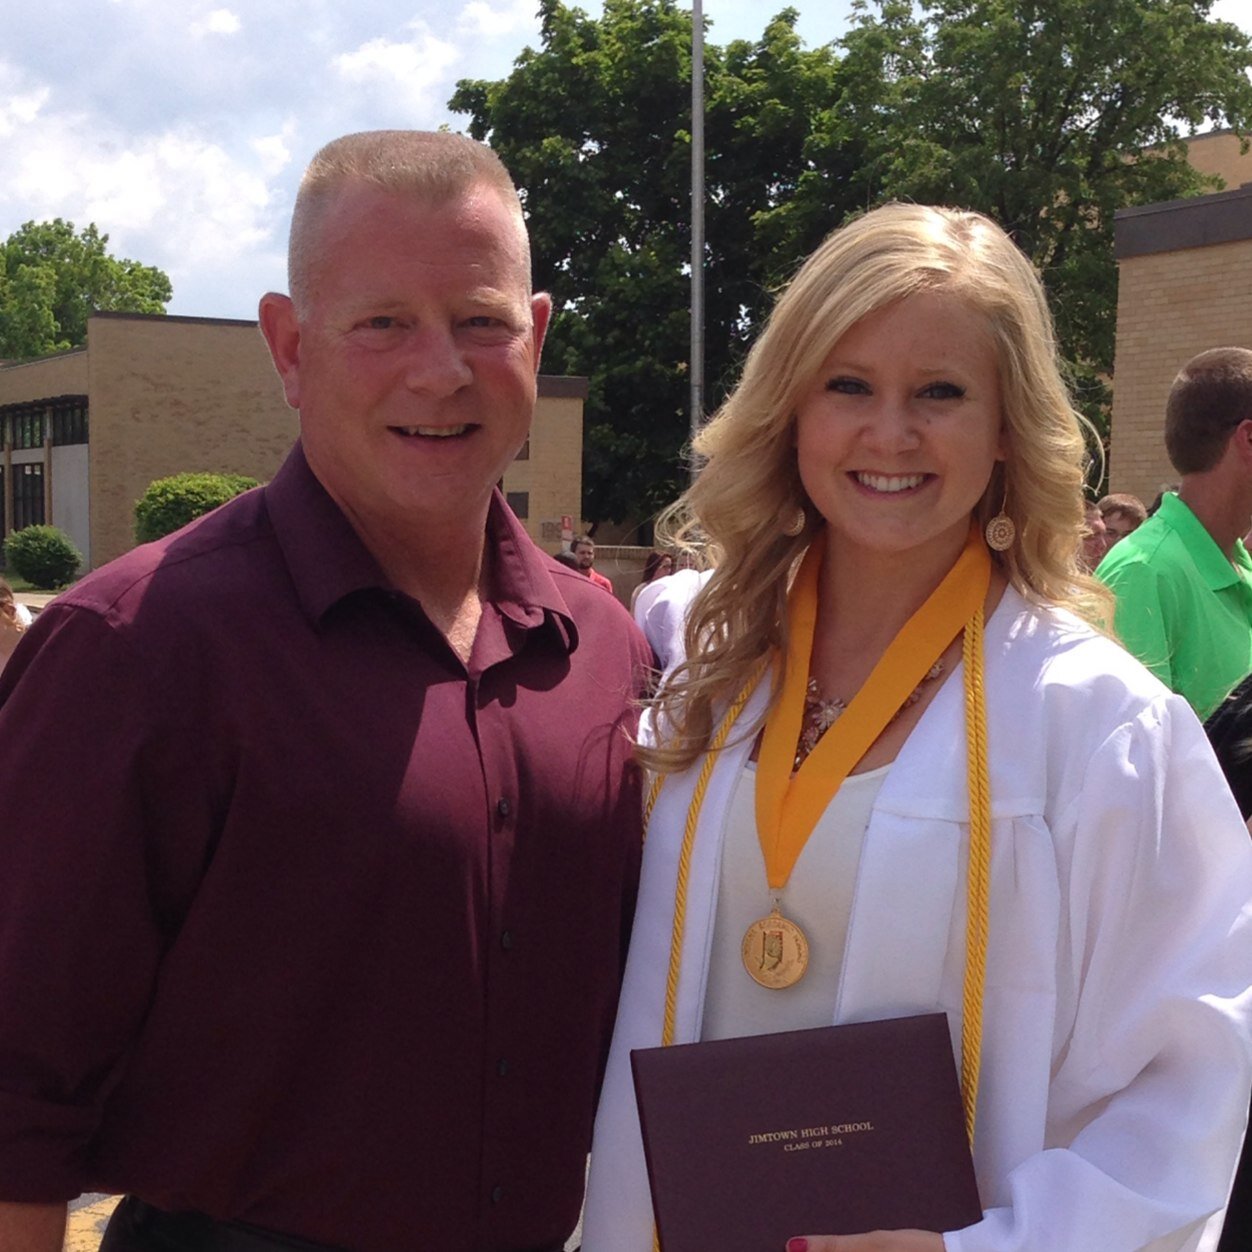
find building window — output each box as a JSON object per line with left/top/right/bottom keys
{"left": 12, "top": 408, "right": 42, "bottom": 450}
{"left": 13, "top": 463, "right": 45, "bottom": 531}
{"left": 51, "top": 399, "right": 89, "bottom": 445}
{"left": 1, "top": 395, "right": 89, "bottom": 449}
{"left": 506, "top": 491, "right": 530, "bottom": 519}
{"left": 515, "top": 439, "right": 530, "bottom": 461}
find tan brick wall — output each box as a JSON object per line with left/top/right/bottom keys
{"left": 87, "top": 315, "right": 297, "bottom": 566}
{"left": 1183, "top": 131, "right": 1252, "bottom": 190}
{"left": 0, "top": 349, "right": 88, "bottom": 403}
{"left": 1110, "top": 237, "right": 1252, "bottom": 505}
{"left": 502, "top": 391, "right": 584, "bottom": 550}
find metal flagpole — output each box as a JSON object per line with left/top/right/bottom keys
{"left": 690, "top": 0, "right": 705, "bottom": 473}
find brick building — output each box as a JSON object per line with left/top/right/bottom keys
{"left": 1108, "top": 132, "right": 1252, "bottom": 503}
{"left": 0, "top": 311, "right": 585, "bottom": 571}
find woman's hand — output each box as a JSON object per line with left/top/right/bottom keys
{"left": 786, "top": 1232, "right": 945, "bottom": 1252}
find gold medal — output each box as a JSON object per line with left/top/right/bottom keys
{"left": 741, "top": 907, "right": 809, "bottom": 989}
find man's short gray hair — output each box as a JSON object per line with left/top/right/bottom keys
{"left": 288, "top": 130, "right": 527, "bottom": 314}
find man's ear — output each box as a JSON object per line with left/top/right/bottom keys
{"left": 1225, "top": 418, "right": 1252, "bottom": 473}
{"left": 530, "top": 292, "right": 553, "bottom": 372}
{"left": 258, "top": 293, "right": 303, "bottom": 411}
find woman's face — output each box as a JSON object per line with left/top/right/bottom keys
{"left": 793, "top": 291, "right": 1006, "bottom": 571}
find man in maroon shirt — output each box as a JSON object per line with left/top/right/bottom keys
{"left": 0, "top": 132, "right": 649, "bottom": 1251}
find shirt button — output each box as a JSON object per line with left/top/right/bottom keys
{"left": 501, "top": 930, "right": 514, "bottom": 950}
{"left": 491, "top": 1185, "right": 504, "bottom": 1204}
{"left": 497, "top": 797, "right": 511, "bottom": 818}
{"left": 497, "top": 1058, "right": 510, "bottom": 1076}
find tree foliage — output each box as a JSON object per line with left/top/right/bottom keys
{"left": 134, "top": 472, "right": 260, "bottom": 545}
{"left": 0, "top": 219, "right": 172, "bottom": 360}
{"left": 452, "top": 0, "right": 850, "bottom": 524}
{"left": 838, "top": 0, "right": 1252, "bottom": 430}
{"left": 453, "top": 0, "right": 1252, "bottom": 522}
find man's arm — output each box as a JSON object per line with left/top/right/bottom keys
{"left": 0, "top": 606, "right": 178, "bottom": 1208}
{"left": 0, "top": 1201, "right": 66, "bottom": 1252}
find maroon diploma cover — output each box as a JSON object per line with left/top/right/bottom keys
{"left": 630, "top": 1013, "right": 982, "bottom": 1251}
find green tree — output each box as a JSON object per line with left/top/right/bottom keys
{"left": 836, "top": 0, "right": 1252, "bottom": 434}
{"left": 0, "top": 219, "right": 172, "bottom": 359}
{"left": 451, "top": 0, "right": 849, "bottom": 524}
{"left": 454, "top": 0, "right": 1251, "bottom": 518}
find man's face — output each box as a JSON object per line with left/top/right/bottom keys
{"left": 1102, "top": 509, "right": 1136, "bottom": 545}
{"left": 1081, "top": 507, "right": 1109, "bottom": 569}
{"left": 573, "top": 541, "right": 595, "bottom": 569}
{"left": 260, "top": 181, "right": 550, "bottom": 538}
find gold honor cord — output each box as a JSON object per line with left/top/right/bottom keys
{"left": 959, "top": 607, "right": 991, "bottom": 1145}
{"left": 643, "top": 528, "right": 995, "bottom": 1151}
{"left": 648, "top": 674, "right": 762, "bottom": 1252}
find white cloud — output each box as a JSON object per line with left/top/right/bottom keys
{"left": 458, "top": 0, "right": 542, "bottom": 39}
{"left": 333, "top": 20, "right": 461, "bottom": 116}
{"left": 0, "top": 85, "right": 50, "bottom": 139}
{"left": 0, "top": 60, "right": 51, "bottom": 139}
{"left": 251, "top": 122, "right": 296, "bottom": 177}
{"left": 0, "top": 106, "right": 283, "bottom": 313}
{"left": 190, "top": 9, "right": 242, "bottom": 38}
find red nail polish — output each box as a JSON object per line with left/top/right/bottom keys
{"left": 787, "top": 1240, "right": 809, "bottom": 1252}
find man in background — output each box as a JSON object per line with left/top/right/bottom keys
{"left": 571, "top": 534, "right": 614, "bottom": 593}
{"left": 1097, "top": 346, "right": 1252, "bottom": 719}
{"left": 0, "top": 130, "right": 649, "bottom": 1252}
{"left": 1079, "top": 500, "right": 1110, "bottom": 571}
{"left": 1097, "top": 492, "right": 1147, "bottom": 547}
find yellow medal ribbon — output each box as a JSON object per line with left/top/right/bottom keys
{"left": 755, "top": 523, "right": 991, "bottom": 891}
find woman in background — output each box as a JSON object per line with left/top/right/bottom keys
{"left": 630, "top": 549, "right": 675, "bottom": 614}
{"left": 0, "top": 579, "right": 27, "bottom": 678}
{"left": 582, "top": 204, "right": 1252, "bottom": 1252}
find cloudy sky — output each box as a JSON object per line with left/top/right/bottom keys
{"left": 2, "top": 0, "right": 1249, "bottom": 322}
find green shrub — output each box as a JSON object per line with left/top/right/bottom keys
{"left": 134, "top": 471, "right": 260, "bottom": 544}
{"left": 3, "top": 524, "right": 82, "bottom": 589}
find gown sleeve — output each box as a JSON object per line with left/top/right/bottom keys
{"left": 949, "top": 694, "right": 1252, "bottom": 1252}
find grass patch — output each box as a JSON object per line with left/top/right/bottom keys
{"left": 2, "top": 572, "right": 37, "bottom": 592}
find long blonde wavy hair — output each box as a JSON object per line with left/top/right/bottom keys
{"left": 645, "top": 202, "right": 1111, "bottom": 775}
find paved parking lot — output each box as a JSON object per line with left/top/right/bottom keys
{"left": 66, "top": 1194, "right": 119, "bottom": 1251}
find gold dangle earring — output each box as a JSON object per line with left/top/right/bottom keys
{"left": 985, "top": 483, "right": 1016, "bottom": 552}
{"left": 782, "top": 506, "right": 807, "bottom": 537}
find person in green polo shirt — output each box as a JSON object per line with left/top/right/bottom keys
{"left": 1097, "top": 346, "right": 1252, "bottom": 720}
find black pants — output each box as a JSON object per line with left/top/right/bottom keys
{"left": 100, "top": 1198, "right": 343, "bottom": 1252}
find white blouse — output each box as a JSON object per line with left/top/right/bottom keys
{"left": 701, "top": 763, "right": 888, "bottom": 1041}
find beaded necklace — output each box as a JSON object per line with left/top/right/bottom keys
{"left": 795, "top": 661, "right": 945, "bottom": 770}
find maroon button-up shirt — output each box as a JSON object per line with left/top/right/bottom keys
{"left": 0, "top": 444, "right": 650, "bottom": 1252}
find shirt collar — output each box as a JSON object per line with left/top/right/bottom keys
{"left": 1157, "top": 492, "right": 1252, "bottom": 591}
{"left": 264, "top": 441, "right": 578, "bottom": 651}
{"left": 481, "top": 489, "right": 579, "bottom": 652}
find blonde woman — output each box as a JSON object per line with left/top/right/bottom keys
{"left": 582, "top": 205, "right": 1252, "bottom": 1252}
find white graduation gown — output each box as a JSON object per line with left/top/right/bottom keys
{"left": 582, "top": 588, "right": 1252, "bottom": 1252}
